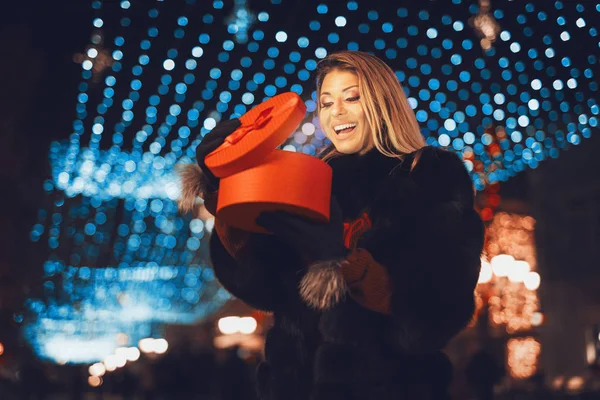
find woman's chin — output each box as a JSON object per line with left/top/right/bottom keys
{"left": 335, "top": 147, "right": 358, "bottom": 155}
{"left": 333, "top": 141, "right": 359, "bottom": 155}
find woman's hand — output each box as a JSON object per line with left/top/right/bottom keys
{"left": 255, "top": 196, "right": 348, "bottom": 263}
{"left": 195, "top": 118, "right": 241, "bottom": 191}
{"left": 257, "top": 197, "right": 350, "bottom": 309}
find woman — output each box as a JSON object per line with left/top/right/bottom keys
{"left": 180, "top": 51, "right": 484, "bottom": 400}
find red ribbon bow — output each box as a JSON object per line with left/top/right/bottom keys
{"left": 209, "top": 106, "right": 282, "bottom": 157}
{"left": 224, "top": 106, "right": 274, "bottom": 145}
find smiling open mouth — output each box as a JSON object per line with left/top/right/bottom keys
{"left": 333, "top": 123, "right": 357, "bottom": 135}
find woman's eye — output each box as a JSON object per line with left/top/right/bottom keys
{"left": 320, "top": 96, "right": 358, "bottom": 108}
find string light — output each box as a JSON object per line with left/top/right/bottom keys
{"left": 477, "top": 212, "right": 540, "bottom": 334}
{"left": 88, "top": 376, "right": 103, "bottom": 387}
{"left": 89, "top": 362, "right": 106, "bottom": 377}
{"left": 469, "top": 0, "right": 502, "bottom": 50}
{"left": 507, "top": 337, "right": 541, "bottom": 379}
{"left": 26, "top": 0, "right": 596, "bottom": 364}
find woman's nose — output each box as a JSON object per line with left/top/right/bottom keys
{"left": 331, "top": 99, "right": 346, "bottom": 116}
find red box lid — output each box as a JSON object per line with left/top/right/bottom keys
{"left": 204, "top": 92, "right": 307, "bottom": 178}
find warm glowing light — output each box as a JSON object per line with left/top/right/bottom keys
{"left": 508, "top": 260, "right": 531, "bottom": 283}
{"left": 552, "top": 376, "right": 565, "bottom": 390}
{"left": 88, "top": 363, "right": 106, "bottom": 377}
{"left": 587, "top": 342, "right": 597, "bottom": 365}
{"left": 0, "top": 342, "right": 4, "bottom": 356}
{"left": 566, "top": 376, "right": 584, "bottom": 391}
{"left": 114, "top": 346, "right": 140, "bottom": 361}
{"left": 507, "top": 337, "right": 540, "bottom": 379}
{"left": 218, "top": 316, "right": 241, "bottom": 335}
{"left": 218, "top": 316, "right": 257, "bottom": 335}
{"left": 478, "top": 259, "right": 493, "bottom": 284}
{"left": 153, "top": 338, "right": 169, "bottom": 354}
{"left": 491, "top": 254, "right": 514, "bottom": 277}
{"left": 114, "top": 354, "right": 127, "bottom": 368}
{"left": 103, "top": 354, "right": 119, "bottom": 370}
{"left": 470, "top": 0, "right": 501, "bottom": 48}
{"left": 115, "top": 347, "right": 129, "bottom": 358}
{"left": 138, "top": 338, "right": 155, "bottom": 354}
{"left": 530, "top": 312, "right": 544, "bottom": 327}
{"left": 480, "top": 38, "right": 492, "bottom": 50}
{"left": 125, "top": 347, "right": 141, "bottom": 361}
{"left": 524, "top": 272, "right": 541, "bottom": 290}
{"left": 214, "top": 333, "right": 264, "bottom": 351}
{"left": 88, "top": 376, "right": 102, "bottom": 387}
{"left": 104, "top": 363, "right": 116, "bottom": 372}
{"left": 138, "top": 338, "right": 167, "bottom": 354}
{"left": 239, "top": 317, "right": 258, "bottom": 334}
{"left": 478, "top": 213, "right": 540, "bottom": 334}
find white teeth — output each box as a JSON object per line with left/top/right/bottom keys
{"left": 333, "top": 123, "right": 357, "bottom": 133}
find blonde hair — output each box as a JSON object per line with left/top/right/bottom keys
{"left": 315, "top": 51, "right": 426, "bottom": 164}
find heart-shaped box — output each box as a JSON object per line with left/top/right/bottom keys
{"left": 204, "top": 92, "right": 332, "bottom": 233}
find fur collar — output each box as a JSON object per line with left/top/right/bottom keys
{"left": 327, "top": 148, "right": 413, "bottom": 219}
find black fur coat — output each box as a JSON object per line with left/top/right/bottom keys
{"left": 209, "top": 146, "right": 484, "bottom": 400}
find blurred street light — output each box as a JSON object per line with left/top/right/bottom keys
{"left": 469, "top": 0, "right": 501, "bottom": 50}
{"left": 138, "top": 337, "right": 169, "bottom": 354}
{"left": 88, "top": 376, "right": 102, "bottom": 387}
{"left": 218, "top": 316, "right": 257, "bottom": 335}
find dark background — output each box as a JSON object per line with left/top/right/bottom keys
{"left": 0, "top": 1, "right": 93, "bottom": 350}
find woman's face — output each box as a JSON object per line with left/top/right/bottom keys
{"left": 319, "top": 70, "right": 374, "bottom": 155}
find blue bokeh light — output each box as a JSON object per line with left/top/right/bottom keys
{"left": 28, "top": 0, "right": 599, "bottom": 364}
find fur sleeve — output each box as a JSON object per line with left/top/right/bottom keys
{"left": 357, "top": 147, "right": 484, "bottom": 353}
{"left": 210, "top": 223, "right": 307, "bottom": 312}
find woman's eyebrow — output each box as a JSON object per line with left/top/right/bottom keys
{"left": 320, "top": 85, "right": 359, "bottom": 96}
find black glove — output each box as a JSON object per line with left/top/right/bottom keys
{"left": 195, "top": 118, "right": 241, "bottom": 191}
{"left": 255, "top": 196, "right": 348, "bottom": 262}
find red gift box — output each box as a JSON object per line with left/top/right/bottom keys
{"left": 204, "top": 92, "right": 332, "bottom": 233}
